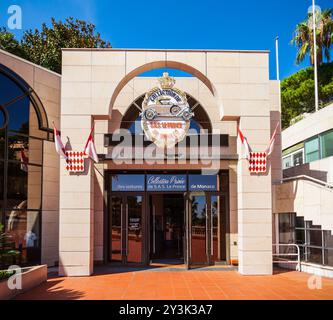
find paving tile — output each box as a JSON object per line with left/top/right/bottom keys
{"left": 14, "top": 268, "right": 333, "bottom": 300}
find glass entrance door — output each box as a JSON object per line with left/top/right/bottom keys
{"left": 188, "top": 193, "right": 209, "bottom": 265}
{"left": 187, "top": 193, "right": 222, "bottom": 268}
{"left": 109, "top": 194, "right": 143, "bottom": 264}
{"left": 126, "top": 195, "right": 143, "bottom": 263}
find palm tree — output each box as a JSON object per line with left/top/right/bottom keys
{"left": 292, "top": 9, "right": 333, "bottom": 65}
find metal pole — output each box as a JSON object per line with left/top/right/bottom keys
{"left": 312, "top": 0, "right": 319, "bottom": 112}
{"left": 275, "top": 36, "right": 280, "bottom": 82}
{"left": 275, "top": 36, "right": 281, "bottom": 112}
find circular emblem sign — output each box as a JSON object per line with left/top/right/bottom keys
{"left": 141, "top": 72, "right": 194, "bottom": 148}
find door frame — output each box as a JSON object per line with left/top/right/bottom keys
{"left": 107, "top": 192, "right": 145, "bottom": 265}
{"left": 148, "top": 192, "right": 187, "bottom": 263}
{"left": 104, "top": 170, "right": 230, "bottom": 267}
{"left": 186, "top": 192, "right": 228, "bottom": 268}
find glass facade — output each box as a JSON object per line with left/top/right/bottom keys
{"left": 320, "top": 129, "right": 333, "bottom": 159}
{"left": 283, "top": 129, "right": 333, "bottom": 169}
{"left": 0, "top": 66, "right": 50, "bottom": 267}
{"left": 305, "top": 136, "right": 320, "bottom": 163}
{"left": 278, "top": 213, "right": 333, "bottom": 267}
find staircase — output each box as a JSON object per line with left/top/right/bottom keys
{"left": 273, "top": 175, "right": 333, "bottom": 232}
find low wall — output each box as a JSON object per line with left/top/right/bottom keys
{"left": 0, "top": 265, "right": 47, "bottom": 300}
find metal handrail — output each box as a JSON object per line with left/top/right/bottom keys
{"left": 281, "top": 175, "right": 333, "bottom": 190}
{"left": 272, "top": 243, "right": 301, "bottom": 272}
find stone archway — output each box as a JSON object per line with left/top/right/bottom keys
{"left": 109, "top": 60, "right": 220, "bottom": 117}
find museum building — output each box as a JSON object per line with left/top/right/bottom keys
{"left": 0, "top": 48, "right": 285, "bottom": 276}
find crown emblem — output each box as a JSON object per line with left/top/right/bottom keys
{"left": 158, "top": 72, "right": 176, "bottom": 89}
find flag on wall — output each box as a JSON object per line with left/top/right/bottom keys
{"left": 53, "top": 122, "right": 67, "bottom": 158}
{"left": 84, "top": 126, "right": 99, "bottom": 163}
{"left": 237, "top": 126, "right": 251, "bottom": 160}
{"left": 265, "top": 122, "right": 280, "bottom": 156}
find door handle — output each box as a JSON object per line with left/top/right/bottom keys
{"left": 120, "top": 203, "right": 123, "bottom": 255}
{"left": 153, "top": 204, "right": 156, "bottom": 254}
{"left": 211, "top": 204, "right": 214, "bottom": 256}
{"left": 205, "top": 203, "right": 208, "bottom": 256}
{"left": 126, "top": 203, "right": 128, "bottom": 255}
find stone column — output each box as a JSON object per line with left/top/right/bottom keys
{"left": 237, "top": 116, "right": 273, "bottom": 275}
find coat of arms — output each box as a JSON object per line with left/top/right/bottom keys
{"left": 141, "top": 73, "right": 194, "bottom": 148}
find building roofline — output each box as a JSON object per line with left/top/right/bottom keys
{"left": 61, "top": 48, "right": 270, "bottom": 54}
{"left": 0, "top": 48, "right": 61, "bottom": 77}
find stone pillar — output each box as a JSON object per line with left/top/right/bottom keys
{"left": 237, "top": 116, "right": 273, "bottom": 275}
{"left": 58, "top": 115, "right": 95, "bottom": 276}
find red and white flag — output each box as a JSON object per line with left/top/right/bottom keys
{"left": 20, "top": 149, "right": 29, "bottom": 172}
{"left": 265, "top": 122, "right": 280, "bottom": 156}
{"left": 84, "top": 126, "right": 99, "bottom": 163}
{"left": 53, "top": 123, "right": 67, "bottom": 158}
{"left": 237, "top": 126, "right": 251, "bottom": 160}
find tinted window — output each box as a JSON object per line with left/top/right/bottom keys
{"left": 320, "top": 130, "right": 333, "bottom": 159}
{"left": 305, "top": 137, "right": 320, "bottom": 163}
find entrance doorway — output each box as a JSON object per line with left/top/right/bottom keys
{"left": 109, "top": 194, "right": 144, "bottom": 264}
{"left": 150, "top": 194, "right": 185, "bottom": 263}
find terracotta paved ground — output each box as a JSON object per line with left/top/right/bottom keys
{"left": 15, "top": 267, "right": 333, "bottom": 300}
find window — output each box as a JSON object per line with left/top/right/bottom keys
{"left": 278, "top": 214, "right": 333, "bottom": 267}
{"left": 293, "top": 150, "right": 303, "bottom": 166}
{"left": 282, "top": 149, "right": 304, "bottom": 169}
{"left": 282, "top": 156, "right": 292, "bottom": 169}
{"left": 320, "top": 130, "right": 333, "bottom": 159}
{"left": 305, "top": 137, "right": 320, "bottom": 163}
{"left": 0, "top": 64, "right": 51, "bottom": 267}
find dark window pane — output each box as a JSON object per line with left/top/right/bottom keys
{"left": 307, "top": 229, "right": 323, "bottom": 247}
{"left": 324, "top": 231, "right": 333, "bottom": 249}
{"left": 4, "top": 210, "right": 41, "bottom": 266}
{"left": 305, "top": 221, "right": 321, "bottom": 229}
{"left": 7, "top": 163, "right": 41, "bottom": 210}
{"left": 324, "top": 249, "right": 333, "bottom": 267}
{"left": 296, "top": 216, "right": 304, "bottom": 228}
{"left": 293, "top": 150, "right": 303, "bottom": 166}
{"left": 306, "top": 247, "right": 323, "bottom": 264}
{"left": 6, "top": 97, "right": 30, "bottom": 134}
{"left": 296, "top": 229, "right": 305, "bottom": 245}
{"left": 0, "top": 129, "right": 5, "bottom": 159}
{"left": 279, "top": 213, "right": 296, "bottom": 244}
{"left": 0, "top": 160, "right": 3, "bottom": 212}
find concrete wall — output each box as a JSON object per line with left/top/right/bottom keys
{"left": 282, "top": 103, "right": 333, "bottom": 151}
{"left": 273, "top": 179, "right": 333, "bottom": 232}
{"left": 0, "top": 49, "right": 61, "bottom": 267}
{"left": 284, "top": 156, "right": 333, "bottom": 185}
{"left": 60, "top": 49, "right": 280, "bottom": 276}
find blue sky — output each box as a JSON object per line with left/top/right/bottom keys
{"left": 0, "top": 0, "right": 332, "bottom": 79}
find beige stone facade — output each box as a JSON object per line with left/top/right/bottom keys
{"left": 0, "top": 48, "right": 282, "bottom": 277}
{"left": 58, "top": 49, "right": 281, "bottom": 276}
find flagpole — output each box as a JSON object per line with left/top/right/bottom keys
{"left": 275, "top": 36, "right": 281, "bottom": 112}
{"left": 312, "top": 0, "right": 319, "bottom": 112}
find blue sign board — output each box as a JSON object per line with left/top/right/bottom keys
{"left": 111, "top": 174, "right": 145, "bottom": 191}
{"left": 189, "top": 175, "right": 217, "bottom": 191}
{"left": 147, "top": 174, "right": 187, "bottom": 191}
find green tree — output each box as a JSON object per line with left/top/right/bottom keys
{"left": 0, "top": 17, "right": 111, "bottom": 74}
{"left": 281, "top": 62, "right": 333, "bottom": 128}
{"left": 0, "top": 27, "right": 27, "bottom": 58}
{"left": 291, "top": 8, "right": 333, "bottom": 65}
